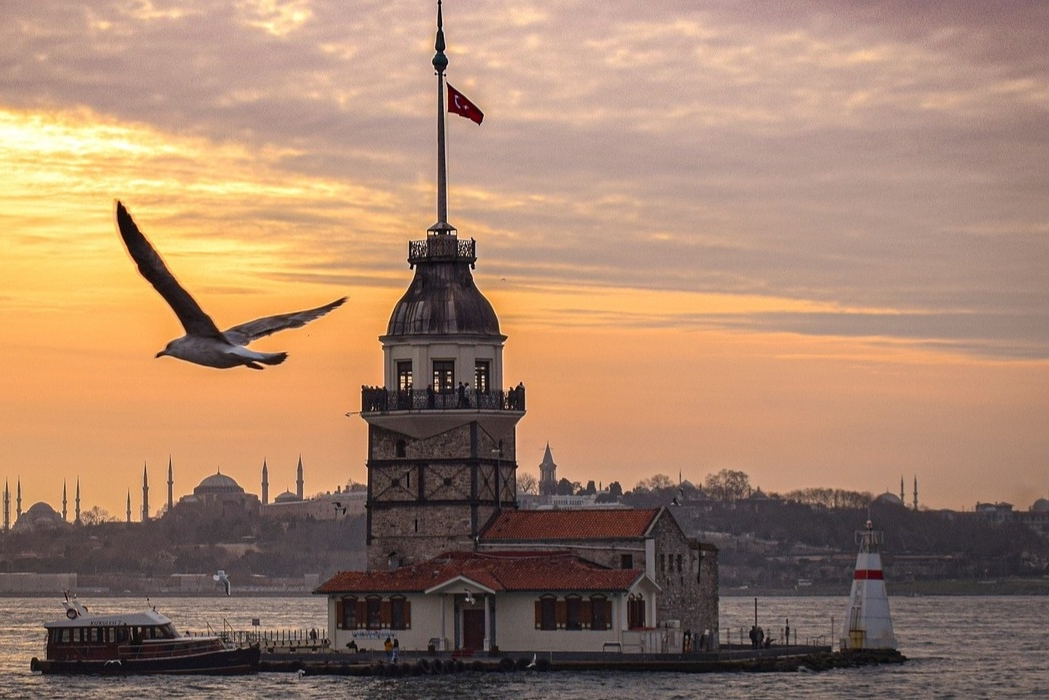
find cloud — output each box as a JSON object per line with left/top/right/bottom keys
{"left": 2, "top": 0, "right": 1047, "bottom": 360}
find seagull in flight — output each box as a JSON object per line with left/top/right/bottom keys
{"left": 116, "top": 201, "right": 346, "bottom": 369}
{"left": 213, "top": 570, "right": 231, "bottom": 596}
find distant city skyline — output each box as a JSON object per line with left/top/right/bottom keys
{"left": 1, "top": 2, "right": 1047, "bottom": 514}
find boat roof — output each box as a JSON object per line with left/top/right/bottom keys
{"left": 45, "top": 608, "right": 173, "bottom": 629}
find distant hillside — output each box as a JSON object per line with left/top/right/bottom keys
{"left": 623, "top": 488, "right": 1049, "bottom": 590}
{"left": 0, "top": 509, "right": 367, "bottom": 591}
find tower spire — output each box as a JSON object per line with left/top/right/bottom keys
{"left": 142, "top": 462, "right": 150, "bottom": 522}
{"left": 75, "top": 478, "right": 81, "bottom": 524}
{"left": 296, "top": 455, "right": 304, "bottom": 500}
{"left": 430, "top": 0, "right": 454, "bottom": 234}
{"left": 62, "top": 480, "right": 68, "bottom": 522}
{"left": 167, "top": 456, "right": 174, "bottom": 513}
{"left": 262, "top": 459, "right": 270, "bottom": 505}
{"left": 3, "top": 480, "right": 9, "bottom": 531}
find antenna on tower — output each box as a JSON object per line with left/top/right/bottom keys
{"left": 430, "top": 0, "right": 454, "bottom": 235}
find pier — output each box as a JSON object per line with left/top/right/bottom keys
{"left": 255, "top": 644, "right": 905, "bottom": 676}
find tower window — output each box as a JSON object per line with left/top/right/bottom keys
{"left": 433, "top": 361, "right": 454, "bottom": 393}
{"left": 474, "top": 361, "right": 490, "bottom": 394}
{"left": 397, "top": 362, "right": 412, "bottom": 392}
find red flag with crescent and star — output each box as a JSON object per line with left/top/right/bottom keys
{"left": 448, "top": 83, "right": 484, "bottom": 124}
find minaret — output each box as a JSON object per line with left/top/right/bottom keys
{"left": 360, "top": 2, "right": 525, "bottom": 570}
{"left": 262, "top": 459, "right": 270, "bottom": 505}
{"left": 913, "top": 475, "right": 918, "bottom": 511}
{"left": 167, "top": 456, "right": 174, "bottom": 513}
{"left": 62, "top": 480, "right": 68, "bottom": 522}
{"left": 840, "top": 519, "right": 897, "bottom": 650}
{"left": 296, "top": 456, "right": 304, "bottom": 500}
{"left": 141, "top": 463, "right": 150, "bottom": 522}
{"left": 899, "top": 476, "right": 904, "bottom": 503}
{"left": 75, "top": 478, "right": 81, "bottom": 524}
{"left": 539, "top": 444, "right": 557, "bottom": 496}
{"left": 3, "top": 480, "right": 9, "bottom": 531}
{"left": 126, "top": 491, "right": 132, "bottom": 523}
{"left": 16, "top": 479, "right": 22, "bottom": 519}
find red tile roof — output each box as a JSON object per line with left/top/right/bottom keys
{"left": 480, "top": 508, "right": 662, "bottom": 541}
{"left": 315, "top": 551, "right": 644, "bottom": 595}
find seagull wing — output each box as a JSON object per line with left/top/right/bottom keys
{"left": 223, "top": 297, "right": 347, "bottom": 346}
{"left": 116, "top": 201, "right": 224, "bottom": 339}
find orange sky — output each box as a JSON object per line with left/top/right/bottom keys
{"left": 2, "top": 2, "right": 1047, "bottom": 518}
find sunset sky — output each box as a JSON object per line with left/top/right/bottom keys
{"left": 2, "top": 1, "right": 1047, "bottom": 518}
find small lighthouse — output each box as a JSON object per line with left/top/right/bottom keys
{"left": 840, "top": 519, "right": 897, "bottom": 650}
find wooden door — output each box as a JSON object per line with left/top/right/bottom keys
{"left": 462, "top": 609, "right": 485, "bottom": 650}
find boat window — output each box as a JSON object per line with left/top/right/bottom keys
{"left": 57, "top": 628, "right": 72, "bottom": 644}
{"left": 116, "top": 626, "right": 129, "bottom": 643}
{"left": 160, "top": 623, "right": 179, "bottom": 639}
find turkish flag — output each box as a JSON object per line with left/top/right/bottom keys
{"left": 448, "top": 84, "right": 484, "bottom": 125}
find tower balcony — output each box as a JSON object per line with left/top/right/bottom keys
{"left": 361, "top": 385, "right": 524, "bottom": 414}
{"left": 408, "top": 235, "right": 476, "bottom": 267}
{"left": 360, "top": 385, "right": 525, "bottom": 440}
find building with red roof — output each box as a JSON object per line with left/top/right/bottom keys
{"left": 316, "top": 550, "right": 660, "bottom": 653}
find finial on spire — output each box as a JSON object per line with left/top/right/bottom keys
{"left": 433, "top": 0, "right": 448, "bottom": 74}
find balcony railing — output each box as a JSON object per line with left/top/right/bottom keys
{"left": 361, "top": 385, "right": 525, "bottom": 414}
{"left": 408, "top": 235, "right": 476, "bottom": 266}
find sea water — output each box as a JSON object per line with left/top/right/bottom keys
{"left": 1, "top": 595, "right": 1045, "bottom": 699}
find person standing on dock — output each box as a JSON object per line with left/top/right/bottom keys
{"left": 384, "top": 636, "right": 393, "bottom": 660}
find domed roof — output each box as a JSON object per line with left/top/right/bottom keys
{"left": 274, "top": 490, "right": 301, "bottom": 503}
{"left": 14, "top": 502, "right": 64, "bottom": 531}
{"left": 1032, "top": 497, "right": 1049, "bottom": 513}
{"left": 386, "top": 237, "right": 501, "bottom": 337}
{"left": 194, "top": 470, "right": 244, "bottom": 495}
{"left": 26, "top": 501, "right": 60, "bottom": 517}
{"left": 875, "top": 491, "right": 904, "bottom": 506}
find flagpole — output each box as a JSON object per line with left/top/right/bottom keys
{"left": 431, "top": 0, "right": 452, "bottom": 234}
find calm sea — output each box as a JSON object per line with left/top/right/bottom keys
{"left": 1, "top": 594, "right": 1045, "bottom": 698}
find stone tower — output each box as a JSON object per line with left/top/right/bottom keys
{"left": 539, "top": 443, "right": 557, "bottom": 496}
{"left": 361, "top": 2, "right": 525, "bottom": 570}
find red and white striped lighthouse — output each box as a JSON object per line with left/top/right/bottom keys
{"left": 840, "top": 519, "right": 897, "bottom": 650}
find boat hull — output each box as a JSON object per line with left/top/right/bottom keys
{"left": 31, "top": 644, "right": 261, "bottom": 675}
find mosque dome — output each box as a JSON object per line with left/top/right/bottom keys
{"left": 14, "top": 502, "right": 64, "bottom": 531}
{"left": 1032, "top": 498, "right": 1049, "bottom": 513}
{"left": 385, "top": 236, "right": 501, "bottom": 337}
{"left": 273, "top": 490, "right": 302, "bottom": 503}
{"left": 194, "top": 471, "right": 244, "bottom": 496}
{"left": 875, "top": 492, "right": 905, "bottom": 506}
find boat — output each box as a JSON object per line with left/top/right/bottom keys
{"left": 30, "top": 594, "right": 260, "bottom": 675}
